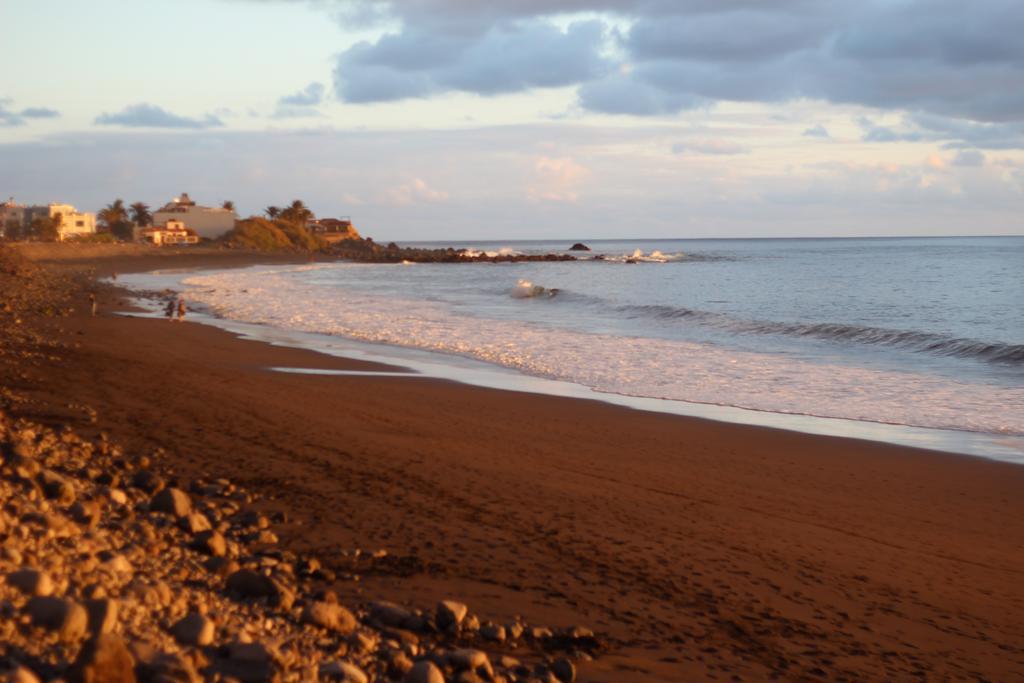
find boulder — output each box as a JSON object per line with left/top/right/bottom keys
{"left": 225, "top": 568, "right": 294, "bottom": 609}
{"left": 170, "top": 612, "right": 215, "bottom": 647}
{"left": 300, "top": 601, "right": 357, "bottom": 634}
{"left": 85, "top": 598, "right": 119, "bottom": 635}
{"left": 193, "top": 530, "right": 227, "bottom": 557}
{"left": 404, "top": 661, "right": 445, "bottom": 683}
{"left": 39, "top": 469, "right": 76, "bottom": 505}
{"left": 27, "top": 596, "right": 89, "bottom": 642}
{"left": 7, "top": 568, "right": 54, "bottom": 596}
{"left": 319, "top": 661, "right": 368, "bottom": 683}
{"left": 435, "top": 600, "right": 468, "bottom": 630}
{"left": 552, "top": 657, "right": 577, "bottom": 683}
{"left": 69, "top": 633, "right": 137, "bottom": 683}
{"left": 568, "top": 243, "right": 591, "bottom": 251}
{"left": 150, "top": 488, "right": 191, "bottom": 518}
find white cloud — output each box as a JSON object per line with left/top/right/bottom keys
{"left": 528, "top": 155, "right": 589, "bottom": 202}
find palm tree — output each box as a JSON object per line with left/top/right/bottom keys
{"left": 264, "top": 206, "right": 280, "bottom": 219}
{"left": 129, "top": 202, "right": 152, "bottom": 227}
{"left": 280, "top": 199, "right": 313, "bottom": 225}
{"left": 222, "top": 200, "right": 235, "bottom": 212}
{"left": 98, "top": 199, "right": 132, "bottom": 240}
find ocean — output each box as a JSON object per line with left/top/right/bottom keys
{"left": 123, "top": 236, "right": 1024, "bottom": 460}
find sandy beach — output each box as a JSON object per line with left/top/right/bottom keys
{"left": 6, "top": 245, "right": 1024, "bottom": 682}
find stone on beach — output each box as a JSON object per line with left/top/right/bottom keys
{"left": 301, "top": 600, "right": 358, "bottom": 634}
{"left": 69, "top": 633, "right": 137, "bottom": 683}
{"left": 436, "top": 599, "right": 468, "bottom": 630}
{"left": 404, "top": 660, "right": 445, "bottom": 683}
{"left": 150, "top": 487, "right": 192, "bottom": 518}
{"left": 319, "top": 660, "right": 369, "bottom": 682}
{"left": 7, "top": 568, "right": 54, "bottom": 596}
{"left": 26, "top": 596, "right": 89, "bottom": 642}
{"left": 170, "top": 612, "right": 215, "bottom": 646}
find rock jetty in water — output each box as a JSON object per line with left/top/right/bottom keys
{"left": 567, "top": 243, "right": 591, "bottom": 251}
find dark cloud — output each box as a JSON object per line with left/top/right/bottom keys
{"left": 0, "top": 99, "right": 60, "bottom": 127}
{"left": 94, "top": 104, "right": 224, "bottom": 129}
{"left": 334, "top": 19, "right": 610, "bottom": 103}
{"left": 952, "top": 149, "right": 986, "bottom": 167}
{"left": 312, "top": 0, "right": 1024, "bottom": 125}
{"left": 279, "top": 82, "right": 325, "bottom": 106}
{"left": 20, "top": 107, "right": 60, "bottom": 119}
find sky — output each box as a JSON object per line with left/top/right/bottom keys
{"left": 2, "top": 0, "right": 1023, "bottom": 240}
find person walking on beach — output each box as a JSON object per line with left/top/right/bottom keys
{"left": 176, "top": 297, "right": 186, "bottom": 323}
{"left": 164, "top": 297, "right": 177, "bottom": 321}
{"left": 88, "top": 293, "right": 97, "bottom": 317}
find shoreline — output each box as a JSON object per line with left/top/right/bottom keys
{"left": 119, "top": 261, "right": 1024, "bottom": 464}
{"left": 7, "top": 245, "right": 1024, "bottom": 681}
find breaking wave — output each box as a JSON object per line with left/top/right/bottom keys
{"left": 621, "top": 304, "right": 1024, "bottom": 364}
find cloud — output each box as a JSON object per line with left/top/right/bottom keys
{"left": 383, "top": 178, "right": 449, "bottom": 205}
{"left": 94, "top": 104, "right": 224, "bottom": 129}
{"left": 803, "top": 124, "right": 829, "bottom": 138}
{"left": 279, "top": 82, "right": 325, "bottom": 106}
{"left": 334, "top": 19, "right": 611, "bottom": 103}
{"left": 528, "top": 155, "right": 588, "bottom": 202}
{"left": 952, "top": 149, "right": 986, "bottom": 167}
{"left": 672, "top": 140, "right": 749, "bottom": 155}
{"left": 20, "top": 107, "right": 60, "bottom": 119}
{"left": 0, "top": 99, "right": 60, "bottom": 127}
{"left": 306, "top": 1, "right": 1024, "bottom": 125}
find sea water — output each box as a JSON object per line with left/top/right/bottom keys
{"left": 128, "top": 236, "right": 1024, "bottom": 451}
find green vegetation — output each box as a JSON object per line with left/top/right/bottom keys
{"left": 222, "top": 217, "right": 325, "bottom": 252}
{"left": 98, "top": 199, "right": 133, "bottom": 240}
{"left": 130, "top": 201, "right": 152, "bottom": 227}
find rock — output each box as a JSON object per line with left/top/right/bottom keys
{"left": 319, "top": 661, "right": 368, "bottom": 683}
{"left": 129, "top": 470, "right": 164, "bottom": 494}
{"left": 39, "top": 469, "right": 76, "bottom": 504}
{"left": 552, "top": 657, "right": 576, "bottom": 683}
{"left": 481, "top": 623, "right": 506, "bottom": 642}
{"left": 449, "top": 649, "right": 491, "bottom": 675}
{"left": 107, "top": 488, "right": 128, "bottom": 506}
{"left": 180, "top": 512, "right": 211, "bottom": 534}
{"left": 193, "top": 530, "right": 226, "bottom": 557}
{"left": 405, "top": 660, "right": 445, "bottom": 683}
{"left": 27, "top": 596, "right": 88, "bottom": 642}
{"left": 301, "top": 601, "right": 357, "bottom": 634}
{"left": 150, "top": 488, "right": 191, "bottom": 518}
{"left": 70, "top": 500, "right": 102, "bottom": 529}
{"left": 7, "top": 568, "right": 54, "bottom": 596}
{"left": 69, "top": 633, "right": 137, "bottom": 683}
{"left": 370, "top": 601, "right": 413, "bottom": 629}
{"left": 225, "top": 569, "right": 294, "bottom": 609}
{"left": 436, "top": 600, "right": 468, "bottom": 630}
{"left": 568, "top": 242, "right": 591, "bottom": 251}
{"left": 101, "top": 553, "right": 134, "bottom": 576}
{"left": 170, "top": 612, "right": 215, "bottom": 647}
{"left": 85, "top": 598, "right": 119, "bottom": 635}
{"left": 5, "top": 667, "right": 41, "bottom": 683}
{"left": 134, "top": 650, "right": 200, "bottom": 683}
{"left": 215, "top": 641, "right": 282, "bottom": 682}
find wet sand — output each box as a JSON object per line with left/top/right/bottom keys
{"left": 10, "top": 246, "right": 1024, "bottom": 681}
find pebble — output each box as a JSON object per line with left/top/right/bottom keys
{"left": 26, "top": 596, "right": 88, "bottom": 642}
{"left": 149, "top": 487, "right": 191, "bottom": 518}
{"left": 69, "top": 633, "right": 136, "bottom": 683}
{"left": 319, "top": 660, "right": 369, "bottom": 682}
{"left": 405, "top": 660, "right": 445, "bottom": 683}
{"left": 301, "top": 601, "right": 358, "bottom": 634}
{"left": 170, "top": 612, "right": 215, "bottom": 646}
{"left": 436, "top": 599, "right": 468, "bottom": 630}
{"left": 7, "top": 568, "right": 54, "bottom": 596}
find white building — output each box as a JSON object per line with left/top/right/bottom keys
{"left": 152, "top": 192, "right": 236, "bottom": 240}
{"left": 3, "top": 199, "right": 95, "bottom": 240}
{"left": 139, "top": 219, "right": 199, "bottom": 246}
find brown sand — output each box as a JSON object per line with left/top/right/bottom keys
{"left": 11, "top": 248, "right": 1024, "bottom": 681}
